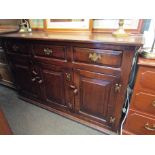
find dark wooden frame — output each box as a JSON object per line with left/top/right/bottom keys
{"left": 44, "top": 19, "right": 93, "bottom": 32}
{"left": 30, "top": 19, "right": 144, "bottom": 34}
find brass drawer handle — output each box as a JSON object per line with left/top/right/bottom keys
{"left": 89, "top": 52, "right": 101, "bottom": 62}
{"left": 144, "top": 123, "right": 155, "bottom": 131}
{"left": 43, "top": 48, "right": 53, "bottom": 55}
{"left": 152, "top": 101, "right": 155, "bottom": 107}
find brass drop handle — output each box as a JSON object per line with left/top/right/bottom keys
{"left": 35, "top": 76, "right": 43, "bottom": 84}
{"left": 69, "top": 85, "right": 78, "bottom": 95}
{"left": 89, "top": 52, "right": 101, "bottom": 62}
{"left": 31, "top": 78, "right": 36, "bottom": 82}
{"left": 152, "top": 101, "right": 155, "bottom": 107}
{"left": 38, "top": 79, "right": 43, "bottom": 84}
{"left": 69, "top": 85, "right": 76, "bottom": 89}
{"left": 12, "top": 45, "right": 19, "bottom": 51}
{"left": 144, "top": 123, "right": 155, "bottom": 131}
{"left": 35, "top": 76, "right": 40, "bottom": 80}
{"left": 73, "top": 89, "right": 78, "bottom": 95}
{"left": 44, "top": 48, "right": 53, "bottom": 55}
{"left": 32, "top": 70, "right": 38, "bottom": 75}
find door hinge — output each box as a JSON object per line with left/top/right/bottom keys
{"left": 110, "top": 116, "right": 116, "bottom": 123}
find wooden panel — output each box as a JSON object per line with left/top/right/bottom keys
{"left": 8, "top": 54, "right": 41, "bottom": 100}
{"left": 134, "top": 67, "right": 155, "bottom": 94}
{"left": 123, "top": 110, "right": 155, "bottom": 135}
{"left": 138, "top": 57, "right": 155, "bottom": 68}
{"left": 73, "top": 47, "right": 122, "bottom": 67}
{"left": 13, "top": 64, "right": 40, "bottom": 99}
{"left": 33, "top": 44, "right": 66, "bottom": 60}
{"left": 80, "top": 78, "right": 111, "bottom": 118}
{"left": 0, "top": 48, "right": 7, "bottom": 63}
{"left": 4, "top": 39, "right": 29, "bottom": 55}
{"left": 74, "top": 69, "right": 120, "bottom": 127}
{"left": 140, "top": 71, "right": 155, "bottom": 91}
{"left": 130, "top": 92, "right": 155, "bottom": 117}
{"left": 0, "top": 42, "right": 14, "bottom": 87}
{"left": 39, "top": 63, "right": 67, "bottom": 109}
{"left": 0, "top": 64, "right": 13, "bottom": 84}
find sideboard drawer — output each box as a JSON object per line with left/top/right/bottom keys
{"left": 73, "top": 47, "right": 122, "bottom": 67}
{"left": 0, "top": 50, "right": 7, "bottom": 63}
{"left": 135, "top": 67, "right": 155, "bottom": 93}
{"left": 6, "top": 40, "right": 29, "bottom": 55}
{"left": 124, "top": 110, "right": 155, "bottom": 135}
{"left": 131, "top": 92, "right": 155, "bottom": 117}
{"left": 33, "top": 44, "right": 66, "bottom": 60}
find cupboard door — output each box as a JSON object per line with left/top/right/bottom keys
{"left": 39, "top": 63, "right": 68, "bottom": 110}
{"left": 8, "top": 54, "right": 41, "bottom": 100}
{"left": 74, "top": 69, "right": 120, "bottom": 128}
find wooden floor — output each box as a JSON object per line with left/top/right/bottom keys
{"left": 0, "top": 108, "right": 12, "bottom": 135}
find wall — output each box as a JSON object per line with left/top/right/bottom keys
{"left": 143, "top": 19, "right": 155, "bottom": 50}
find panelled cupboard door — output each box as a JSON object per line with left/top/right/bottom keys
{"left": 9, "top": 55, "right": 41, "bottom": 100}
{"left": 74, "top": 69, "right": 120, "bottom": 128}
{"left": 39, "top": 63, "right": 71, "bottom": 111}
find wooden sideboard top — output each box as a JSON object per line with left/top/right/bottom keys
{"left": 0, "top": 31, "right": 144, "bottom": 46}
{"left": 138, "top": 57, "right": 155, "bottom": 67}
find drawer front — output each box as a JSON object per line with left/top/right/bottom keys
{"left": 0, "top": 64, "right": 13, "bottom": 83}
{"left": 7, "top": 53, "right": 31, "bottom": 66}
{"left": 73, "top": 47, "right": 122, "bottom": 67}
{"left": 124, "top": 110, "right": 155, "bottom": 135}
{"left": 131, "top": 92, "right": 155, "bottom": 117}
{"left": 135, "top": 67, "right": 155, "bottom": 93}
{"left": 5, "top": 40, "right": 29, "bottom": 55}
{"left": 33, "top": 44, "right": 66, "bottom": 60}
{"left": 0, "top": 50, "right": 7, "bottom": 64}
